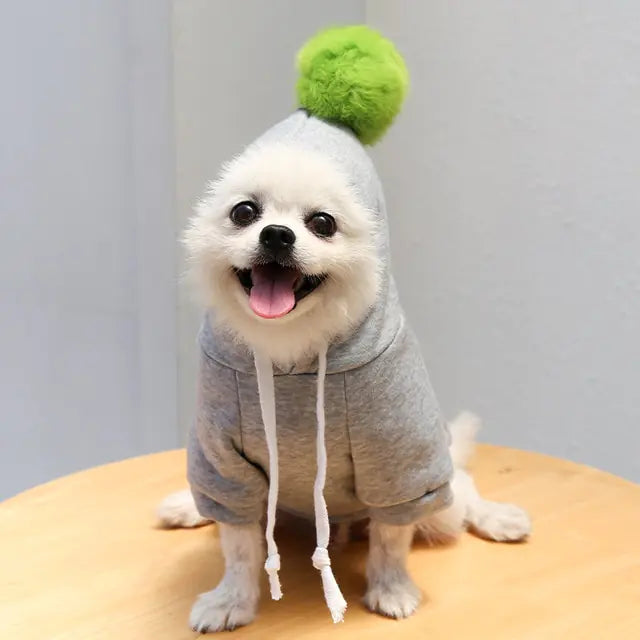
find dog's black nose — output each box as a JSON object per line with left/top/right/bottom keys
{"left": 259, "top": 225, "right": 296, "bottom": 252}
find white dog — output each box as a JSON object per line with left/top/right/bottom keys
{"left": 158, "top": 24, "right": 531, "bottom": 634}
{"left": 157, "top": 138, "right": 531, "bottom": 631}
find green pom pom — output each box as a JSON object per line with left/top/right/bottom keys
{"left": 296, "top": 25, "right": 409, "bottom": 145}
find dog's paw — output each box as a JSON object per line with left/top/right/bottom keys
{"left": 189, "top": 587, "right": 257, "bottom": 633}
{"left": 363, "top": 577, "right": 422, "bottom": 619}
{"left": 156, "top": 489, "right": 210, "bottom": 529}
{"left": 470, "top": 501, "right": 531, "bottom": 542}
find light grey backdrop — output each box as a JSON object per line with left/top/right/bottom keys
{"left": 0, "top": 0, "right": 178, "bottom": 499}
{"left": 2, "top": 1, "right": 638, "bottom": 499}
{"left": 368, "top": 1, "right": 640, "bottom": 481}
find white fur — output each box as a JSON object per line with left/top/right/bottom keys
{"left": 190, "top": 523, "right": 263, "bottom": 632}
{"left": 364, "top": 520, "right": 421, "bottom": 619}
{"left": 183, "top": 143, "right": 380, "bottom": 367}
{"left": 156, "top": 489, "right": 210, "bottom": 529}
{"left": 448, "top": 411, "right": 480, "bottom": 468}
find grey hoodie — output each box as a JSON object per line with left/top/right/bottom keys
{"left": 187, "top": 110, "right": 453, "bottom": 531}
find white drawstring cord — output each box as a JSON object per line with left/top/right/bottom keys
{"left": 253, "top": 350, "right": 282, "bottom": 600}
{"left": 253, "top": 346, "right": 347, "bottom": 621}
{"left": 312, "top": 345, "right": 347, "bottom": 623}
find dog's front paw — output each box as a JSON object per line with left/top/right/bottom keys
{"left": 363, "top": 577, "right": 422, "bottom": 619}
{"left": 471, "top": 501, "right": 531, "bottom": 542}
{"left": 189, "top": 586, "right": 257, "bottom": 633}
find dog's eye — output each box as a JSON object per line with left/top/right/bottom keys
{"left": 306, "top": 212, "right": 337, "bottom": 238}
{"left": 230, "top": 201, "right": 260, "bottom": 227}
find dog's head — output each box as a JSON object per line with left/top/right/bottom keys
{"left": 184, "top": 143, "right": 381, "bottom": 365}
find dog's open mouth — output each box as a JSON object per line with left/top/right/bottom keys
{"left": 234, "top": 263, "right": 326, "bottom": 319}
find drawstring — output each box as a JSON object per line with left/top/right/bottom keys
{"left": 312, "top": 346, "right": 347, "bottom": 623}
{"left": 253, "top": 350, "right": 282, "bottom": 600}
{"left": 253, "top": 346, "right": 346, "bottom": 622}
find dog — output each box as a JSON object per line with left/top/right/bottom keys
{"left": 157, "top": 138, "right": 531, "bottom": 631}
{"left": 157, "top": 25, "right": 531, "bottom": 633}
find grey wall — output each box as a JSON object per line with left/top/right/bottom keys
{"left": 368, "top": 1, "right": 640, "bottom": 481}
{"left": 0, "top": 0, "right": 178, "bottom": 498}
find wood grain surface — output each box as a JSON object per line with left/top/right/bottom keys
{"left": 1, "top": 446, "right": 639, "bottom": 639}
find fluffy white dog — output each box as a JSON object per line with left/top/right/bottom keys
{"left": 158, "top": 26, "right": 531, "bottom": 633}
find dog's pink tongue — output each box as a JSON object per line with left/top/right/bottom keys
{"left": 249, "top": 264, "right": 298, "bottom": 319}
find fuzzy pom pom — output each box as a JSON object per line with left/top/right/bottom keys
{"left": 296, "top": 25, "right": 409, "bottom": 145}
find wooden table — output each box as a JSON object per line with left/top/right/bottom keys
{"left": 1, "top": 446, "right": 639, "bottom": 639}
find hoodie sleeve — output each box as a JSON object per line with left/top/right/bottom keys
{"left": 345, "top": 321, "right": 454, "bottom": 526}
{"left": 187, "top": 348, "right": 268, "bottom": 525}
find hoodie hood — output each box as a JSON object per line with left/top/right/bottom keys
{"left": 200, "top": 110, "right": 401, "bottom": 376}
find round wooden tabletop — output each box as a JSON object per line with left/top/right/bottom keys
{"left": 1, "top": 446, "right": 639, "bottom": 639}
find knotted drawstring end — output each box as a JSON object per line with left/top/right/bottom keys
{"left": 265, "top": 553, "right": 283, "bottom": 600}
{"left": 312, "top": 547, "right": 347, "bottom": 623}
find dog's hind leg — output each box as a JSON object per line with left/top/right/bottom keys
{"left": 416, "top": 412, "right": 531, "bottom": 544}
{"left": 156, "top": 489, "right": 211, "bottom": 529}
{"left": 460, "top": 469, "right": 531, "bottom": 542}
